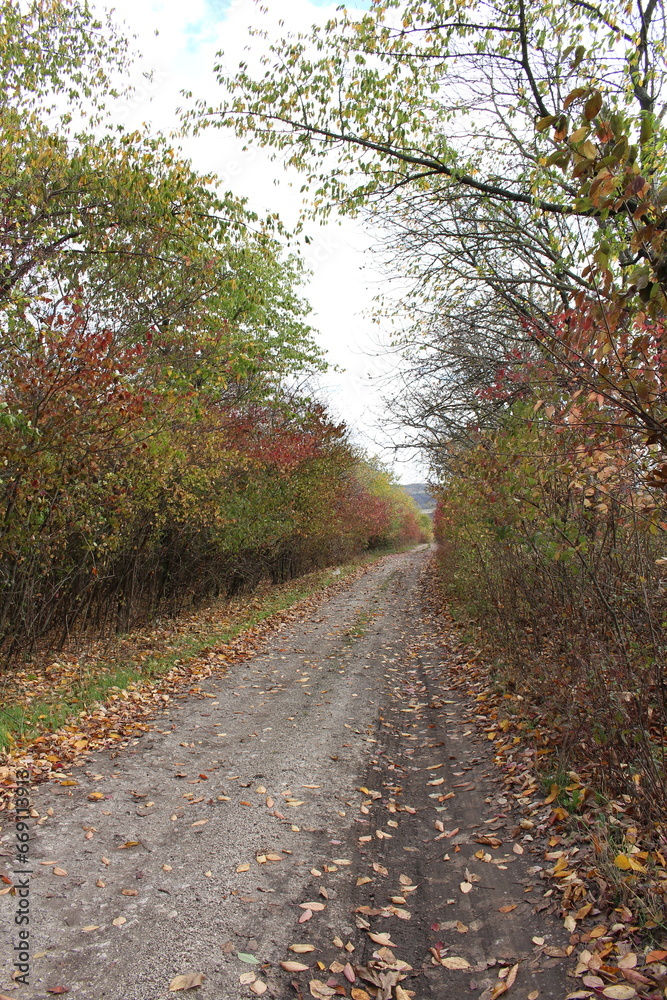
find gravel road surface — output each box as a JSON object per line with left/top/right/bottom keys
{"left": 0, "top": 547, "right": 571, "bottom": 999}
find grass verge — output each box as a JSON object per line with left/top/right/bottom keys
{"left": 0, "top": 543, "right": 414, "bottom": 753}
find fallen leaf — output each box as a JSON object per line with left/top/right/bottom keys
{"left": 117, "top": 841, "right": 140, "bottom": 850}
{"left": 460, "top": 881, "right": 473, "bottom": 893}
{"left": 300, "top": 901, "right": 326, "bottom": 911}
{"left": 169, "top": 973, "right": 205, "bottom": 991}
{"left": 544, "top": 784, "right": 559, "bottom": 804}
{"left": 646, "top": 949, "right": 667, "bottom": 963}
{"left": 290, "top": 944, "right": 316, "bottom": 954}
{"left": 601, "top": 988, "right": 637, "bottom": 999}
{"left": 236, "top": 863, "right": 250, "bottom": 873}
{"left": 240, "top": 972, "right": 257, "bottom": 985}
{"left": 310, "top": 980, "right": 336, "bottom": 999}
{"left": 367, "top": 932, "right": 396, "bottom": 947}
{"left": 237, "top": 953, "right": 260, "bottom": 965}
{"left": 356, "top": 876, "right": 372, "bottom": 886}
{"left": 350, "top": 991, "right": 371, "bottom": 1000}
{"left": 441, "top": 957, "right": 470, "bottom": 970}
{"left": 52, "top": 867, "right": 67, "bottom": 877}
{"left": 88, "top": 791, "right": 105, "bottom": 801}
{"left": 280, "top": 961, "right": 310, "bottom": 972}
{"left": 250, "top": 982, "right": 267, "bottom": 995}
{"left": 498, "top": 904, "right": 516, "bottom": 913}
{"left": 45, "top": 989, "right": 69, "bottom": 995}
{"left": 82, "top": 925, "right": 99, "bottom": 933}
{"left": 614, "top": 854, "right": 646, "bottom": 873}
{"left": 299, "top": 909, "right": 313, "bottom": 923}
{"left": 112, "top": 916, "right": 126, "bottom": 926}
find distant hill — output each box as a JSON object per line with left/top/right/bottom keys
{"left": 402, "top": 483, "right": 436, "bottom": 512}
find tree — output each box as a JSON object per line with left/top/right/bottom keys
{"left": 195, "top": 0, "right": 667, "bottom": 453}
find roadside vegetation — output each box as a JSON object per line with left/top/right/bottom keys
{"left": 0, "top": 2, "right": 427, "bottom": 663}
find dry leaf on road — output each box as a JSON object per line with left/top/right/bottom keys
{"left": 169, "top": 972, "right": 205, "bottom": 991}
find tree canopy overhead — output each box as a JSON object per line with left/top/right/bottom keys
{"left": 193, "top": 0, "right": 667, "bottom": 463}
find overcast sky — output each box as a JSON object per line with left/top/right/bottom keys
{"left": 95, "top": 0, "right": 427, "bottom": 482}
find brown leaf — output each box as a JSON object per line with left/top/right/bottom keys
{"left": 52, "top": 867, "right": 67, "bottom": 877}
{"left": 441, "top": 956, "right": 470, "bottom": 970}
{"left": 280, "top": 961, "right": 310, "bottom": 972}
{"left": 367, "top": 932, "right": 396, "bottom": 947}
{"left": 309, "top": 980, "right": 336, "bottom": 999}
{"left": 169, "top": 972, "right": 205, "bottom": 991}
{"left": 584, "top": 91, "right": 603, "bottom": 120}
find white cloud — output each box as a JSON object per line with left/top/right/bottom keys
{"left": 96, "top": 0, "right": 427, "bottom": 481}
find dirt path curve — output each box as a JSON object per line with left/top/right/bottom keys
{"left": 1, "top": 547, "right": 572, "bottom": 1000}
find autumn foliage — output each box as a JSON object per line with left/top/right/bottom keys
{"left": 0, "top": 299, "right": 424, "bottom": 657}
{"left": 0, "top": 1, "right": 426, "bottom": 660}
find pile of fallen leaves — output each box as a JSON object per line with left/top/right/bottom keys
{"left": 420, "top": 560, "right": 667, "bottom": 1000}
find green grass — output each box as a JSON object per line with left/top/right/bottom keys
{"left": 0, "top": 544, "right": 415, "bottom": 752}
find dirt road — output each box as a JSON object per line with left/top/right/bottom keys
{"left": 0, "top": 547, "right": 571, "bottom": 999}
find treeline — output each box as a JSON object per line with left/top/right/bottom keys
{"left": 208, "top": 0, "right": 667, "bottom": 817}
{"left": 0, "top": 2, "right": 426, "bottom": 658}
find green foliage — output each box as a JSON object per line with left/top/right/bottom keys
{"left": 0, "top": 2, "right": 423, "bottom": 660}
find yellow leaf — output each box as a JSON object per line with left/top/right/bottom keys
{"left": 544, "top": 784, "right": 558, "bottom": 804}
